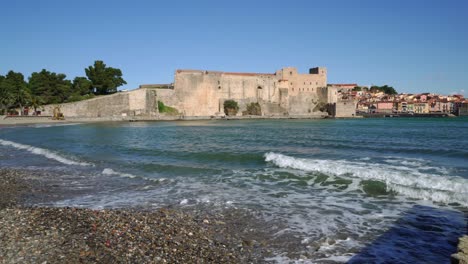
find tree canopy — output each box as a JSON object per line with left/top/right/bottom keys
{"left": 29, "top": 69, "right": 72, "bottom": 104}
{"left": 0, "top": 71, "right": 30, "bottom": 114}
{"left": 0, "top": 60, "right": 126, "bottom": 114}
{"left": 85, "top": 60, "right": 127, "bottom": 95}
{"left": 370, "top": 85, "right": 398, "bottom": 95}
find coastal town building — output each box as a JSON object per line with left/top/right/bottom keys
{"left": 354, "top": 90, "right": 465, "bottom": 116}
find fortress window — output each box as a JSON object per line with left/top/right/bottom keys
{"left": 290, "top": 71, "right": 293, "bottom": 75}
{"left": 304, "top": 82, "right": 306, "bottom": 85}
{"left": 292, "top": 88, "right": 294, "bottom": 91}
{"left": 218, "top": 80, "right": 220, "bottom": 85}
{"left": 257, "top": 86, "right": 262, "bottom": 89}
{"left": 310, "top": 82, "right": 312, "bottom": 85}
{"left": 218, "top": 86, "right": 221, "bottom": 89}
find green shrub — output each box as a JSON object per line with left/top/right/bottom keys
{"left": 158, "top": 101, "right": 179, "bottom": 115}
{"left": 223, "top": 100, "right": 239, "bottom": 116}
{"left": 66, "top": 93, "right": 95, "bottom": 103}
{"left": 243, "top": 102, "right": 261, "bottom": 116}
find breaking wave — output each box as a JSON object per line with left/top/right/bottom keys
{"left": 102, "top": 168, "right": 166, "bottom": 183}
{"left": 264, "top": 152, "right": 468, "bottom": 206}
{"left": 0, "top": 139, "right": 91, "bottom": 166}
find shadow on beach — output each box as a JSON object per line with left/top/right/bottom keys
{"left": 348, "top": 205, "right": 467, "bottom": 264}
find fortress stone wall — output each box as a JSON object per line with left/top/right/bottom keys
{"left": 41, "top": 88, "right": 158, "bottom": 118}
{"left": 33, "top": 66, "right": 355, "bottom": 119}
{"left": 155, "top": 67, "right": 329, "bottom": 117}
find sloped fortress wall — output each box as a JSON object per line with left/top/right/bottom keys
{"left": 156, "top": 67, "right": 328, "bottom": 117}
{"left": 41, "top": 88, "right": 157, "bottom": 118}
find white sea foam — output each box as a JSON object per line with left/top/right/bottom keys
{"left": 264, "top": 152, "right": 468, "bottom": 206}
{"left": 102, "top": 168, "right": 166, "bottom": 183}
{"left": 0, "top": 139, "right": 91, "bottom": 166}
{"left": 102, "top": 168, "right": 137, "bottom": 178}
{"left": 32, "top": 123, "right": 82, "bottom": 128}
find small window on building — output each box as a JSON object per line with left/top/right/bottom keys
{"left": 316, "top": 82, "right": 318, "bottom": 85}
{"left": 218, "top": 86, "right": 221, "bottom": 89}
{"left": 304, "top": 82, "right": 306, "bottom": 85}
{"left": 292, "top": 88, "right": 294, "bottom": 91}
{"left": 290, "top": 71, "right": 293, "bottom": 75}
{"left": 218, "top": 80, "right": 220, "bottom": 85}
{"left": 310, "top": 82, "right": 312, "bottom": 85}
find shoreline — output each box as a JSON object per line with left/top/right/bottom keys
{"left": 0, "top": 114, "right": 331, "bottom": 127}
{"left": 2, "top": 113, "right": 465, "bottom": 127}
{"left": 0, "top": 168, "right": 273, "bottom": 263}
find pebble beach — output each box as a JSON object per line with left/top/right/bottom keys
{"left": 0, "top": 168, "right": 272, "bottom": 263}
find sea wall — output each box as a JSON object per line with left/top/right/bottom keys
{"left": 40, "top": 88, "right": 158, "bottom": 118}
{"left": 328, "top": 100, "right": 357, "bottom": 117}
{"left": 457, "top": 103, "right": 468, "bottom": 116}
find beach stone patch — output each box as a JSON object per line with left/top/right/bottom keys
{"left": 0, "top": 167, "right": 318, "bottom": 263}
{"left": 0, "top": 169, "right": 32, "bottom": 209}
{"left": 0, "top": 207, "right": 268, "bottom": 263}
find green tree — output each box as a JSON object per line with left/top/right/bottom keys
{"left": 0, "top": 71, "right": 30, "bottom": 114}
{"left": 29, "top": 95, "right": 44, "bottom": 114}
{"left": 72, "top": 77, "right": 93, "bottom": 96}
{"left": 85, "top": 60, "right": 126, "bottom": 95}
{"left": 352, "top": 86, "right": 362, "bottom": 91}
{"left": 0, "top": 75, "right": 11, "bottom": 114}
{"left": 29, "top": 69, "right": 73, "bottom": 104}
{"left": 370, "top": 85, "right": 397, "bottom": 95}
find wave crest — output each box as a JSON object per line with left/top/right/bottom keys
{"left": 264, "top": 152, "right": 468, "bottom": 206}
{"left": 0, "top": 139, "right": 91, "bottom": 166}
{"left": 102, "top": 168, "right": 166, "bottom": 183}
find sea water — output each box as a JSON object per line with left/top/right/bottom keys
{"left": 1, "top": 118, "right": 467, "bottom": 263}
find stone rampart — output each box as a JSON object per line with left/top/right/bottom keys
{"left": 40, "top": 88, "right": 157, "bottom": 118}
{"left": 328, "top": 100, "right": 357, "bottom": 118}
{"left": 156, "top": 67, "right": 328, "bottom": 117}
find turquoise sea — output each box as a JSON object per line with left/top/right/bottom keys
{"left": 1, "top": 117, "right": 467, "bottom": 263}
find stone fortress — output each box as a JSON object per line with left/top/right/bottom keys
{"left": 151, "top": 67, "right": 329, "bottom": 117}
{"left": 40, "top": 66, "right": 355, "bottom": 119}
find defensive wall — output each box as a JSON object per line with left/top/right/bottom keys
{"left": 154, "top": 67, "right": 330, "bottom": 117}
{"left": 32, "top": 66, "right": 358, "bottom": 120}
{"left": 327, "top": 99, "right": 358, "bottom": 118}
{"left": 40, "top": 88, "right": 158, "bottom": 119}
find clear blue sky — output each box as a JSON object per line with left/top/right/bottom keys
{"left": 1, "top": 0, "right": 467, "bottom": 95}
